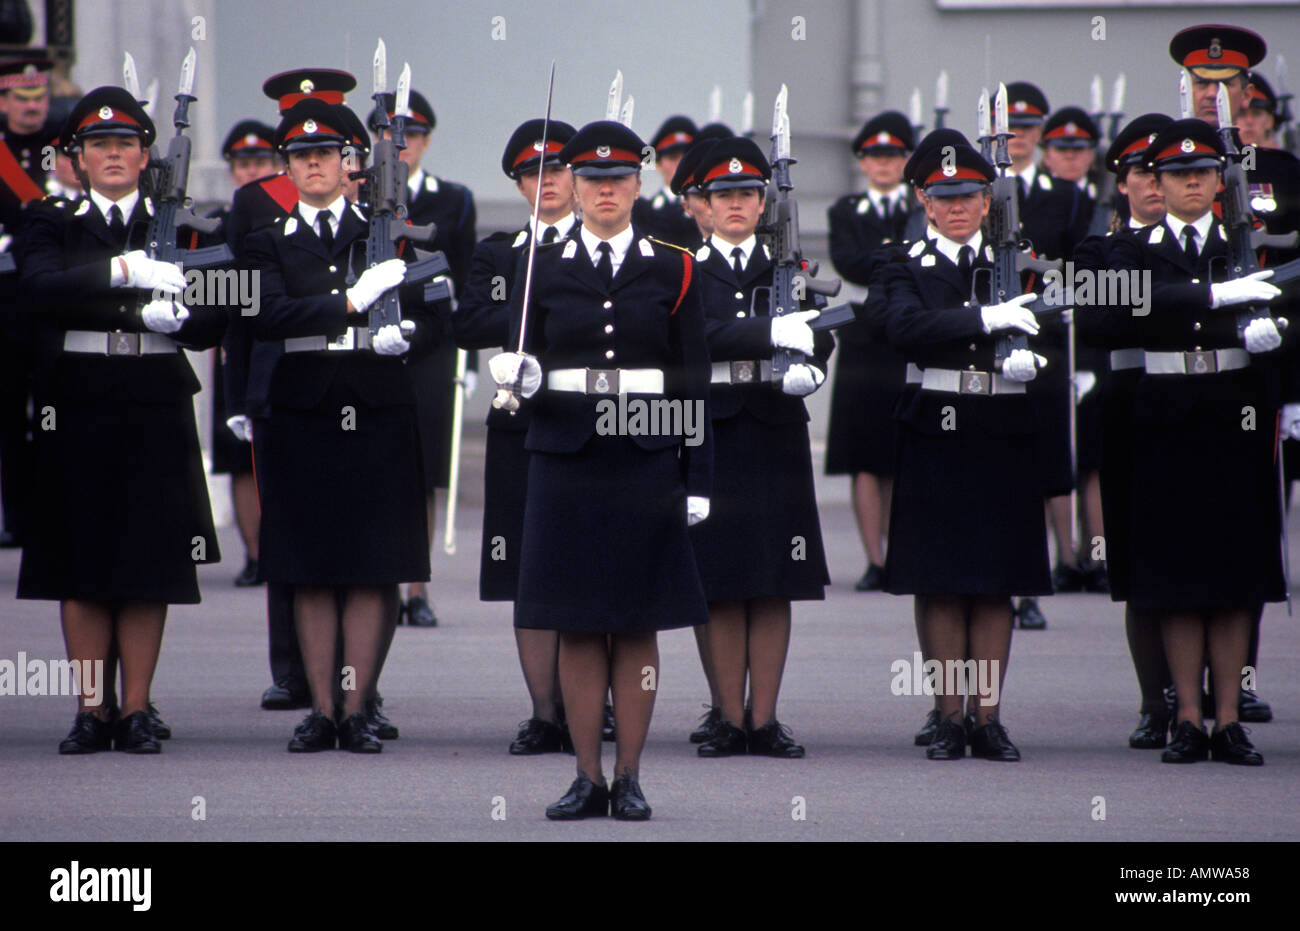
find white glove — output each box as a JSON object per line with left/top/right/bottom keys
{"left": 770, "top": 309, "right": 820, "bottom": 356}
{"left": 980, "top": 293, "right": 1039, "bottom": 336}
{"left": 1244, "top": 317, "right": 1283, "bottom": 354}
{"left": 346, "top": 258, "right": 407, "bottom": 312}
{"left": 372, "top": 323, "right": 411, "bottom": 356}
{"left": 1210, "top": 270, "right": 1280, "bottom": 309}
{"left": 464, "top": 370, "right": 478, "bottom": 399}
{"left": 1283, "top": 403, "right": 1300, "bottom": 441}
{"left": 1072, "top": 370, "right": 1097, "bottom": 403}
{"left": 687, "top": 496, "right": 710, "bottom": 526}
{"left": 119, "top": 250, "right": 187, "bottom": 295}
{"left": 226, "top": 415, "right": 253, "bottom": 443}
{"left": 1002, "top": 348, "right": 1047, "bottom": 382}
{"left": 488, "top": 351, "right": 542, "bottom": 399}
{"left": 140, "top": 298, "right": 189, "bottom": 334}
{"left": 781, "top": 363, "right": 825, "bottom": 396}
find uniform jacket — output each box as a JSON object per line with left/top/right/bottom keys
{"left": 634, "top": 190, "right": 700, "bottom": 250}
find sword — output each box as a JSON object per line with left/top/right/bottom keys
{"left": 1278, "top": 414, "right": 1293, "bottom": 615}
{"left": 444, "top": 347, "right": 469, "bottom": 554}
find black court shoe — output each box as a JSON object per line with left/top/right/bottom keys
{"left": 58, "top": 711, "right": 114, "bottom": 754}
{"left": 697, "top": 720, "right": 747, "bottom": 757}
{"left": 1161, "top": 720, "right": 1210, "bottom": 763}
{"left": 261, "top": 678, "right": 312, "bottom": 710}
{"left": 146, "top": 702, "right": 171, "bottom": 740}
{"left": 1083, "top": 561, "right": 1110, "bottom": 593}
{"left": 602, "top": 702, "right": 616, "bottom": 742}
{"left": 914, "top": 708, "right": 941, "bottom": 746}
{"left": 509, "top": 717, "right": 568, "bottom": 755}
{"left": 405, "top": 595, "right": 438, "bottom": 628}
{"left": 1128, "top": 712, "right": 1170, "bottom": 749}
{"left": 287, "top": 711, "right": 337, "bottom": 752}
{"left": 1210, "top": 722, "right": 1263, "bottom": 766}
{"left": 365, "top": 697, "right": 398, "bottom": 739}
{"left": 969, "top": 720, "right": 1021, "bottom": 761}
{"left": 545, "top": 774, "right": 609, "bottom": 820}
{"left": 114, "top": 711, "right": 161, "bottom": 754}
{"left": 1015, "top": 598, "right": 1047, "bottom": 630}
{"left": 1051, "top": 563, "right": 1085, "bottom": 593}
{"left": 925, "top": 718, "right": 966, "bottom": 760}
{"left": 689, "top": 705, "right": 721, "bottom": 743}
{"left": 747, "top": 720, "right": 805, "bottom": 758}
{"left": 1238, "top": 689, "right": 1272, "bottom": 723}
{"left": 234, "top": 557, "right": 261, "bottom": 587}
{"left": 854, "top": 564, "right": 885, "bottom": 592}
{"left": 338, "top": 712, "right": 383, "bottom": 753}
{"left": 610, "top": 774, "right": 652, "bottom": 821}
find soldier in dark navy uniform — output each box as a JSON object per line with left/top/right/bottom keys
{"left": 687, "top": 138, "right": 830, "bottom": 759}
{"left": 452, "top": 116, "right": 578, "bottom": 754}
{"left": 879, "top": 138, "right": 1052, "bottom": 762}
{"left": 1239, "top": 72, "right": 1284, "bottom": 150}
{"left": 489, "top": 121, "right": 712, "bottom": 820}
{"left": 1107, "top": 119, "right": 1287, "bottom": 765}
{"left": 244, "top": 98, "right": 440, "bottom": 753}
{"left": 17, "top": 87, "right": 225, "bottom": 754}
{"left": 825, "top": 111, "right": 917, "bottom": 592}
{"left": 368, "top": 89, "right": 477, "bottom": 629}
{"left": 634, "top": 114, "right": 699, "bottom": 248}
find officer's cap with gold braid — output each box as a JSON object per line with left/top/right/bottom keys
{"left": 1169, "top": 25, "right": 1265, "bottom": 82}
{"left": 262, "top": 68, "right": 357, "bottom": 114}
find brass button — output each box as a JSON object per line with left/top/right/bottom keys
{"left": 604, "top": 349, "right": 615, "bottom": 360}
{"left": 118, "top": 305, "right": 127, "bottom": 313}
{"left": 967, "top": 364, "right": 976, "bottom": 371}
{"left": 602, "top": 300, "right": 613, "bottom": 309}
{"left": 969, "top": 343, "right": 977, "bottom": 351}
{"left": 331, "top": 289, "right": 339, "bottom": 294}
{"left": 1193, "top": 321, "right": 1202, "bottom": 331}
{"left": 604, "top": 324, "right": 614, "bottom": 334}
{"left": 329, "top": 265, "right": 338, "bottom": 273}
{"left": 736, "top": 311, "right": 745, "bottom": 318}
{"left": 734, "top": 291, "right": 744, "bottom": 300}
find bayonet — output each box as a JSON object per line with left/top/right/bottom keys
{"left": 373, "top": 38, "right": 387, "bottom": 96}
{"left": 934, "top": 70, "right": 949, "bottom": 129}
{"left": 909, "top": 86, "right": 923, "bottom": 137}
{"left": 709, "top": 84, "right": 722, "bottom": 124}
{"left": 1088, "top": 74, "right": 1103, "bottom": 122}
{"left": 123, "top": 52, "right": 140, "bottom": 100}
{"left": 741, "top": 90, "right": 753, "bottom": 136}
{"left": 1179, "top": 68, "right": 1193, "bottom": 120}
{"left": 606, "top": 69, "right": 622, "bottom": 121}
{"left": 1108, "top": 72, "right": 1126, "bottom": 142}
{"left": 619, "top": 94, "right": 634, "bottom": 129}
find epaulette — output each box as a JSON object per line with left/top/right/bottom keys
{"left": 648, "top": 236, "right": 690, "bottom": 254}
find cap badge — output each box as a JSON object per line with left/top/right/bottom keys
{"left": 244, "top": 134, "right": 259, "bottom": 146}
{"left": 728, "top": 157, "right": 743, "bottom": 174}
{"left": 98, "top": 106, "right": 113, "bottom": 120}
{"left": 942, "top": 163, "right": 956, "bottom": 177}
{"left": 1013, "top": 101, "right": 1027, "bottom": 111}
{"left": 1065, "top": 122, "right": 1077, "bottom": 134}
{"left": 1208, "top": 38, "right": 1222, "bottom": 60}
{"left": 1180, "top": 138, "right": 1195, "bottom": 153}
{"left": 303, "top": 119, "right": 318, "bottom": 133}
{"left": 1148, "top": 133, "right": 1157, "bottom": 144}
{"left": 596, "top": 145, "right": 611, "bottom": 158}
{"left": 876, "top": 131, "right": 889, "bottom": 143}
{"left": 300, "top": 79, "right": 315, "bottom": 94}
{"left": 533, "top": 140, "right": 544, "bottom": 151}
{"left": 23, "top": 64, "right": 35, "bottom": 77}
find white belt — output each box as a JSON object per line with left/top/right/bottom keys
{"left": 547, "top": 367, "right": 664, "bottom": 395}
{"left": 284, "top": 330, "right": 374, "bottom": 353}
{"left": 710, "top": 360, "right": 772, "bottom": 384}
{"left": 1109, "top": 348, "right": 1144, "bottom": 371}
{"left": 905, "top": 362, "right": 923, "bottom": 385}
{"left": 920, "top": 367, "right": 1026, "bottom": 396}
{"left": 1144, "top": 348, "right": 1249, "bottom": 376}
{"left": 64, "top": 330, "right": 177, "bottom": 355}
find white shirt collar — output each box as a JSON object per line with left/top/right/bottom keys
{"left": 1128, "top": 216, "right": 1148, "bottom": 230}
{"left": 1164, "top": 210, "right": 1214, "bottom": 247}
{"left": 297, "top": 195, "right": 346, "bottom": 234}
{"left": 534, "top": 212, "right": 576, "bottom": 241}
{"left": 89, "top": 187, "right": 139, "bottom": 222}
{"left": 1011, "top": 162, "right": 1038, "bottom": 190}
{"left": 580, "top": 223, "right": 635, "bottom": 273}
{"left": 407, "top": 167, "right": 426, "bottom": 196}
{"left": 710, "top": 232, "right": 757, "bottom": 268}
{"left": 933, "top": 229, "right": 984, "bottom": 266}
{"left": 867, "top": 183, "right": 907, "bottom": 215}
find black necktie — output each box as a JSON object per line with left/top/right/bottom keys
{"left": 595, "top": 241, "right": 613, "bottom": 286}
{"left": 317, "top": 213, "right": 334, "bottom": 252}
{"left": 1182, "top": 226, "right": 1198, "bottom": 264}
{"left": 957, "top": 244, "right": 973, "bottom": 282}
{"left": 731, "top": 246, "right": 745, "bottom": 278}
{"left": 541, "top": 226, "right": 558, "bottom": 244}
{"left": 1017, "top": 176, "right": 1028, "bottom": 204}
{"left": 107, "top": 204, "right": 125, "bottom": 245}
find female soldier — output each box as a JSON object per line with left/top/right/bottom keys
{"left": 880, "top": 137, "right": 1052, "bottom": 761}
{"left": 18, "top": 86, "right": 224, "bottom": 754}
{"left": 490, "top": 120, "right": 712, "bottom": 819}
{"left": 244, "top": 98, "right": 438, "bottom": 753}
{"left": 687, "top": 138, "right": 830, "bottom": 758}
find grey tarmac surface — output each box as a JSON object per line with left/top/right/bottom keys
{"left": 1, "top": 432, "right": 1297, "bottom": 842}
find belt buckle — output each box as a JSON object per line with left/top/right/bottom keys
{"left": 586, "top": 368, "right": 618, "bottom": 394}
{"left": 1184, "top": 350, "right": 1216, "bottom": 374}
{"left": 106, "top": 331, "right": 140, "bottom": 356}
{"left": 730, "top": 361, "right": 756, "bottom": 384}
{"left": 328, "top": 330, "right": 355, "bottom": 352}
{"left": 960, "top": 370, "right": 990, "bottom": 395}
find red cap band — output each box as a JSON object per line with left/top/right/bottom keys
{"left": 1182, "top": 48, "right": 1250, "bottom": 70}
{"left": 277, "top": 89, "right": 346, "bottom": 110}
{"left": 924, "top": 165, "right": 987, "bottom": 186}
{"left": 77, "top": 108, "right": 141, "bottom": 132}
{"left": 570, "top": 147, "right": 641, "bottom": 164}
{"left": 702, "top": 160, "right": 763, "bottom": 183}
{"left": 512, "top": 139, "right": 564, "bottom": 167}
{"left": 1153, "top": 139, "right": 1219, "bottom": 162}
{"left": 655, "top": 131, "right": 693, "bottom": 151}
{"left": 859, "top": 132, "right": 908, "bottom": 152}
{"left": 283, "top": 120, "right": 343, "bottom": 141}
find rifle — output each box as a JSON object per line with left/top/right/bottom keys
{"left": 141, "top": 48, "right": 233, "bottom": 279}
{"left": 347, "top": 40, "right": 450, "bottom": 338}
{"left": 754, "top": 84, "right": 847, "bottom": 380}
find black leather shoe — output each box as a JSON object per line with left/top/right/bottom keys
{"left": 697, "top": 720, "right": 747, "bottom": 757}
{"left": 365, "top": 697, "right": 398, "bottom": 739}
{"left": 546, "top": 774, "right": 609, "bottom": 820}
{"left": 146, "top": 701, "right": 171, "bottom": 740}
{"left": 405, "top": 595, "right": 438, "bottom": 627}
{"left": 1161, "top": 720, "right": 1210, "bottom": 763}
{"left": 287, "top": 711, "right": 337, "bottom": 752}
{"left": 234, "top": 557, "right": 261, "bottom": 587}
{"left": 925, "top": 718, "right": 966, "bottom": 759}
{"left": 58, "top": 711, "right": 114, "bottom": 754}
{"left": 1238, "top": 689, "right": 1272, "bottom": 723}
{"left": 1083, "top": 562, "right": 1111, "bottom": 593}
{"left": 1015, "top": 598, "right": 1047, "bottom": 630}
{"left": 854, "top": 564, "right": 885, "bottom": 591}
{"left": 1128, "top": 712, "right": 1170, "bottom": 749}
{"left": 609, "top": 774, "right": 652, "bottom": 821}
{"left": 914, "top": 708, "right": 941, "bottom": 746}
{"left": 114, "top": 711, "right": 161, "bottom": 754}
{"left": 1051, "top": 563, "right": 1084, "bottom": 593}
{"left": 747, "top": 719, "right": 805, "bottom": 758}
{"left": 689, "top": 705, "right": 721, "bottom": 743}
{"left": 509, "top": 717, "right": 567, "bottom": 754}
{"left": 338, "top": 712, "right": 383, "bottom": 753}
{"left": 261, "top": 679, "right": 312, "bottom": 710}
{"left": 602, "top": 702, "right": 616, "bottom": 742}
{"left": 969, "top": 720, "right": 1021, "bottom": 761}
{"left": 1209, "top": 721, "right": 1263, "bottom": 766}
